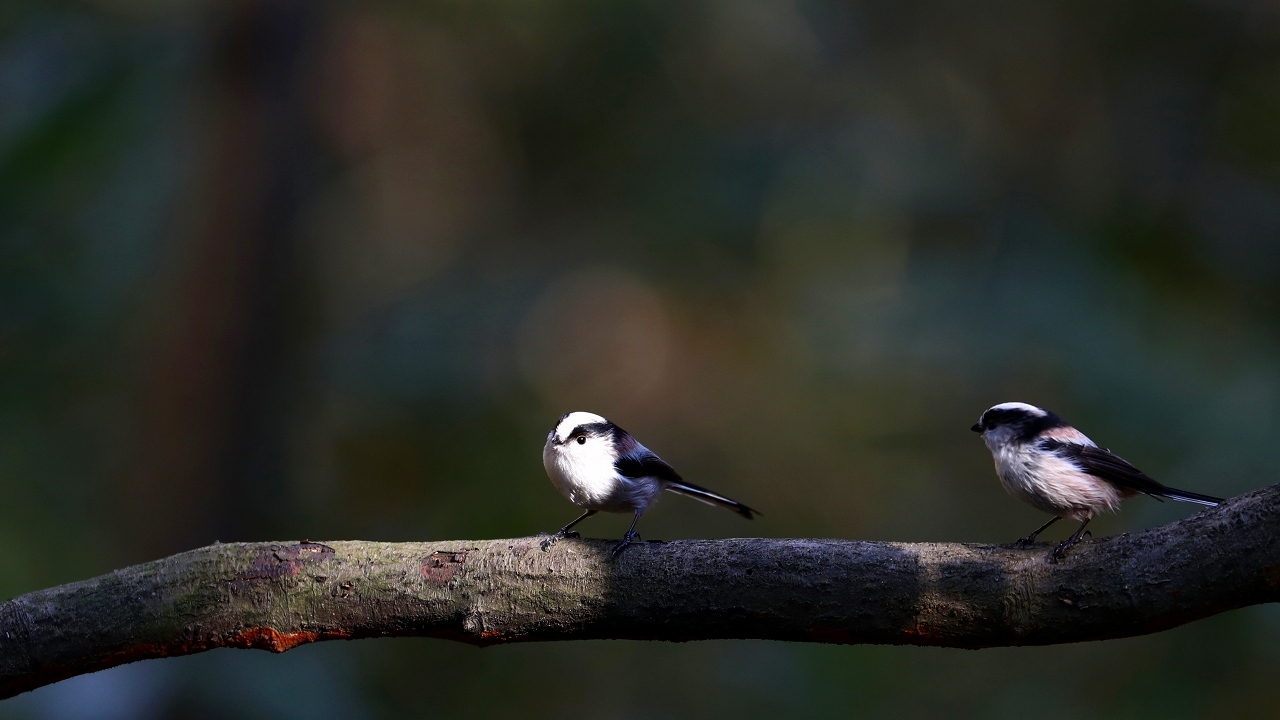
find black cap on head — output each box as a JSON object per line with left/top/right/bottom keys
{"left": 973, "top": 402, "right": 1066, "bottom": 441}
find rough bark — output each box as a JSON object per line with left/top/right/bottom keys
{"left": 1, "top": 485, "right": 1277, "bottom": 699}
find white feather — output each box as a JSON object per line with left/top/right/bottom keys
{"left": 542, "top": 412, "right": 664, "bottom": 513}
{"left": 551, "top": 411, "right": 608, "bottom": 444}
{"left": 544, "top": 435, "right": 617, "bottom": 508}
{"left": 987, "top": 401, "right": 1047, "bottom": 416}
{"left": 987, "top": 437, "right": 1128, "bottom": 520}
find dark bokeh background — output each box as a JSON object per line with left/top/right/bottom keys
{"left": 3, "top": 0, "right": 1280, "bottom": 717}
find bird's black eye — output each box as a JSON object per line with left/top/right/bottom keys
{"left": 576, "top": 435, "right": 586, "bottom": 445}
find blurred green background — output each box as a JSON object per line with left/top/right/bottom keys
{"left": 2, "top": 0, "right": 1279, "bottom": 717}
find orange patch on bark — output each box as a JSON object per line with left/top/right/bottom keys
{"left": 900, "top": 623, "right": 951, "bottom": 643}
{"left": 224, "top": 626, "right": 353, "bottom": 653}
{"left": 80, "top": 626, "right": 355, "bottom": 683}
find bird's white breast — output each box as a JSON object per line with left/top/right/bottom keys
{"left": 543, "top": 438, "right": 622, "bottom": 509}
{"left": 989, "top": 441, "right": 1127, "bottom": 520}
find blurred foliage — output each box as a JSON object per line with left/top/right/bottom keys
{"left": 3, "top": 0, "right": 1280, "bottom": 717}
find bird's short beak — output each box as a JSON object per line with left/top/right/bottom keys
{"left": 970, "top": 423, "right": 982, "bottom": 433}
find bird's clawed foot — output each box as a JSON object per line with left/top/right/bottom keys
{"left": 611, "top": 531, "right": 641, "bottom": 558}
{"left": 539, "top": 530, "right": 580, "bottom": 551}
{"left": 1016, "top": 517, "right": 1062, "bottom": 549}
{"left": 1047, "top": 537, "right": 1080, "bottom": 564}
{"left": 1047, "top": 520, "right": 1092, "bottom": 564}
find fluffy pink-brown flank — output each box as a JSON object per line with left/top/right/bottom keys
{"left": 1041, "top": 425, "right": 1096, "bottom": 446}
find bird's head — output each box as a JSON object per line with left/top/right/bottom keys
{"left": 971, "top": 402, "right": 1064, "bottom": 447}
{"left": 545, "top": 411, "right": 621, "bottom": 457}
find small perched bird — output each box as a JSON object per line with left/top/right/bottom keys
{"left": 972, "top": 402, "right": 1223, "bottom": 562}
{"left": 541, "top": 411, "right": 758, "bottom": 555}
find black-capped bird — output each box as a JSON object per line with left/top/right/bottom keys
{"left": 541, "top": 411, "right": 758, "bottom": 555}
{"left": 972, "top": 402, "right": 1222, "bottom": 562}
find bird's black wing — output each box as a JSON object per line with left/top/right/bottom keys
{"left": 615, "top": 450, "right": 758, "bottom": 518}
{"left": 1040, "top": 439, "right": 1222, "bottom": 506}
{"left": 1041, "top": 439, "right": 1167, "bottom": 496}
{"left": 614, "top": 451, "right": 684, "bottom": 484}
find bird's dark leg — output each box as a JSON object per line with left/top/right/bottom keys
{"left": 611, "top": 511, "right": 644, "bottom": 557}
{"left": 540, "top": 510, "right": 596, "bottom": 551}
{"left": 557, "top": 509, "right": 596, "bottom": 536}
{"left": 1048, "top": 518, "right": 1092, "bottom": 563}
{"left": 1016, "top": 516, "right": 1062, "bottom": 547}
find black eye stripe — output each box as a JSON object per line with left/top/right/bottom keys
{"left": 557, "top": 419, "right": 628, "bottom": 447}
{"left": 569, "top": 422, "right": 614, "bottom": 439}
{"left": 979, "top": 407, "right": 1068, "bottom": 442}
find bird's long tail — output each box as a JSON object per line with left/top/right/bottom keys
{"left": 1155, "top": 487, "right": 1224, "bottom": 507}
{"left": 665, "top": 480, "right": 759, "bottom": 519}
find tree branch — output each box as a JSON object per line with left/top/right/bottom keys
{"left": 2, "top": 485, "right": 1278, "bottom": 698}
